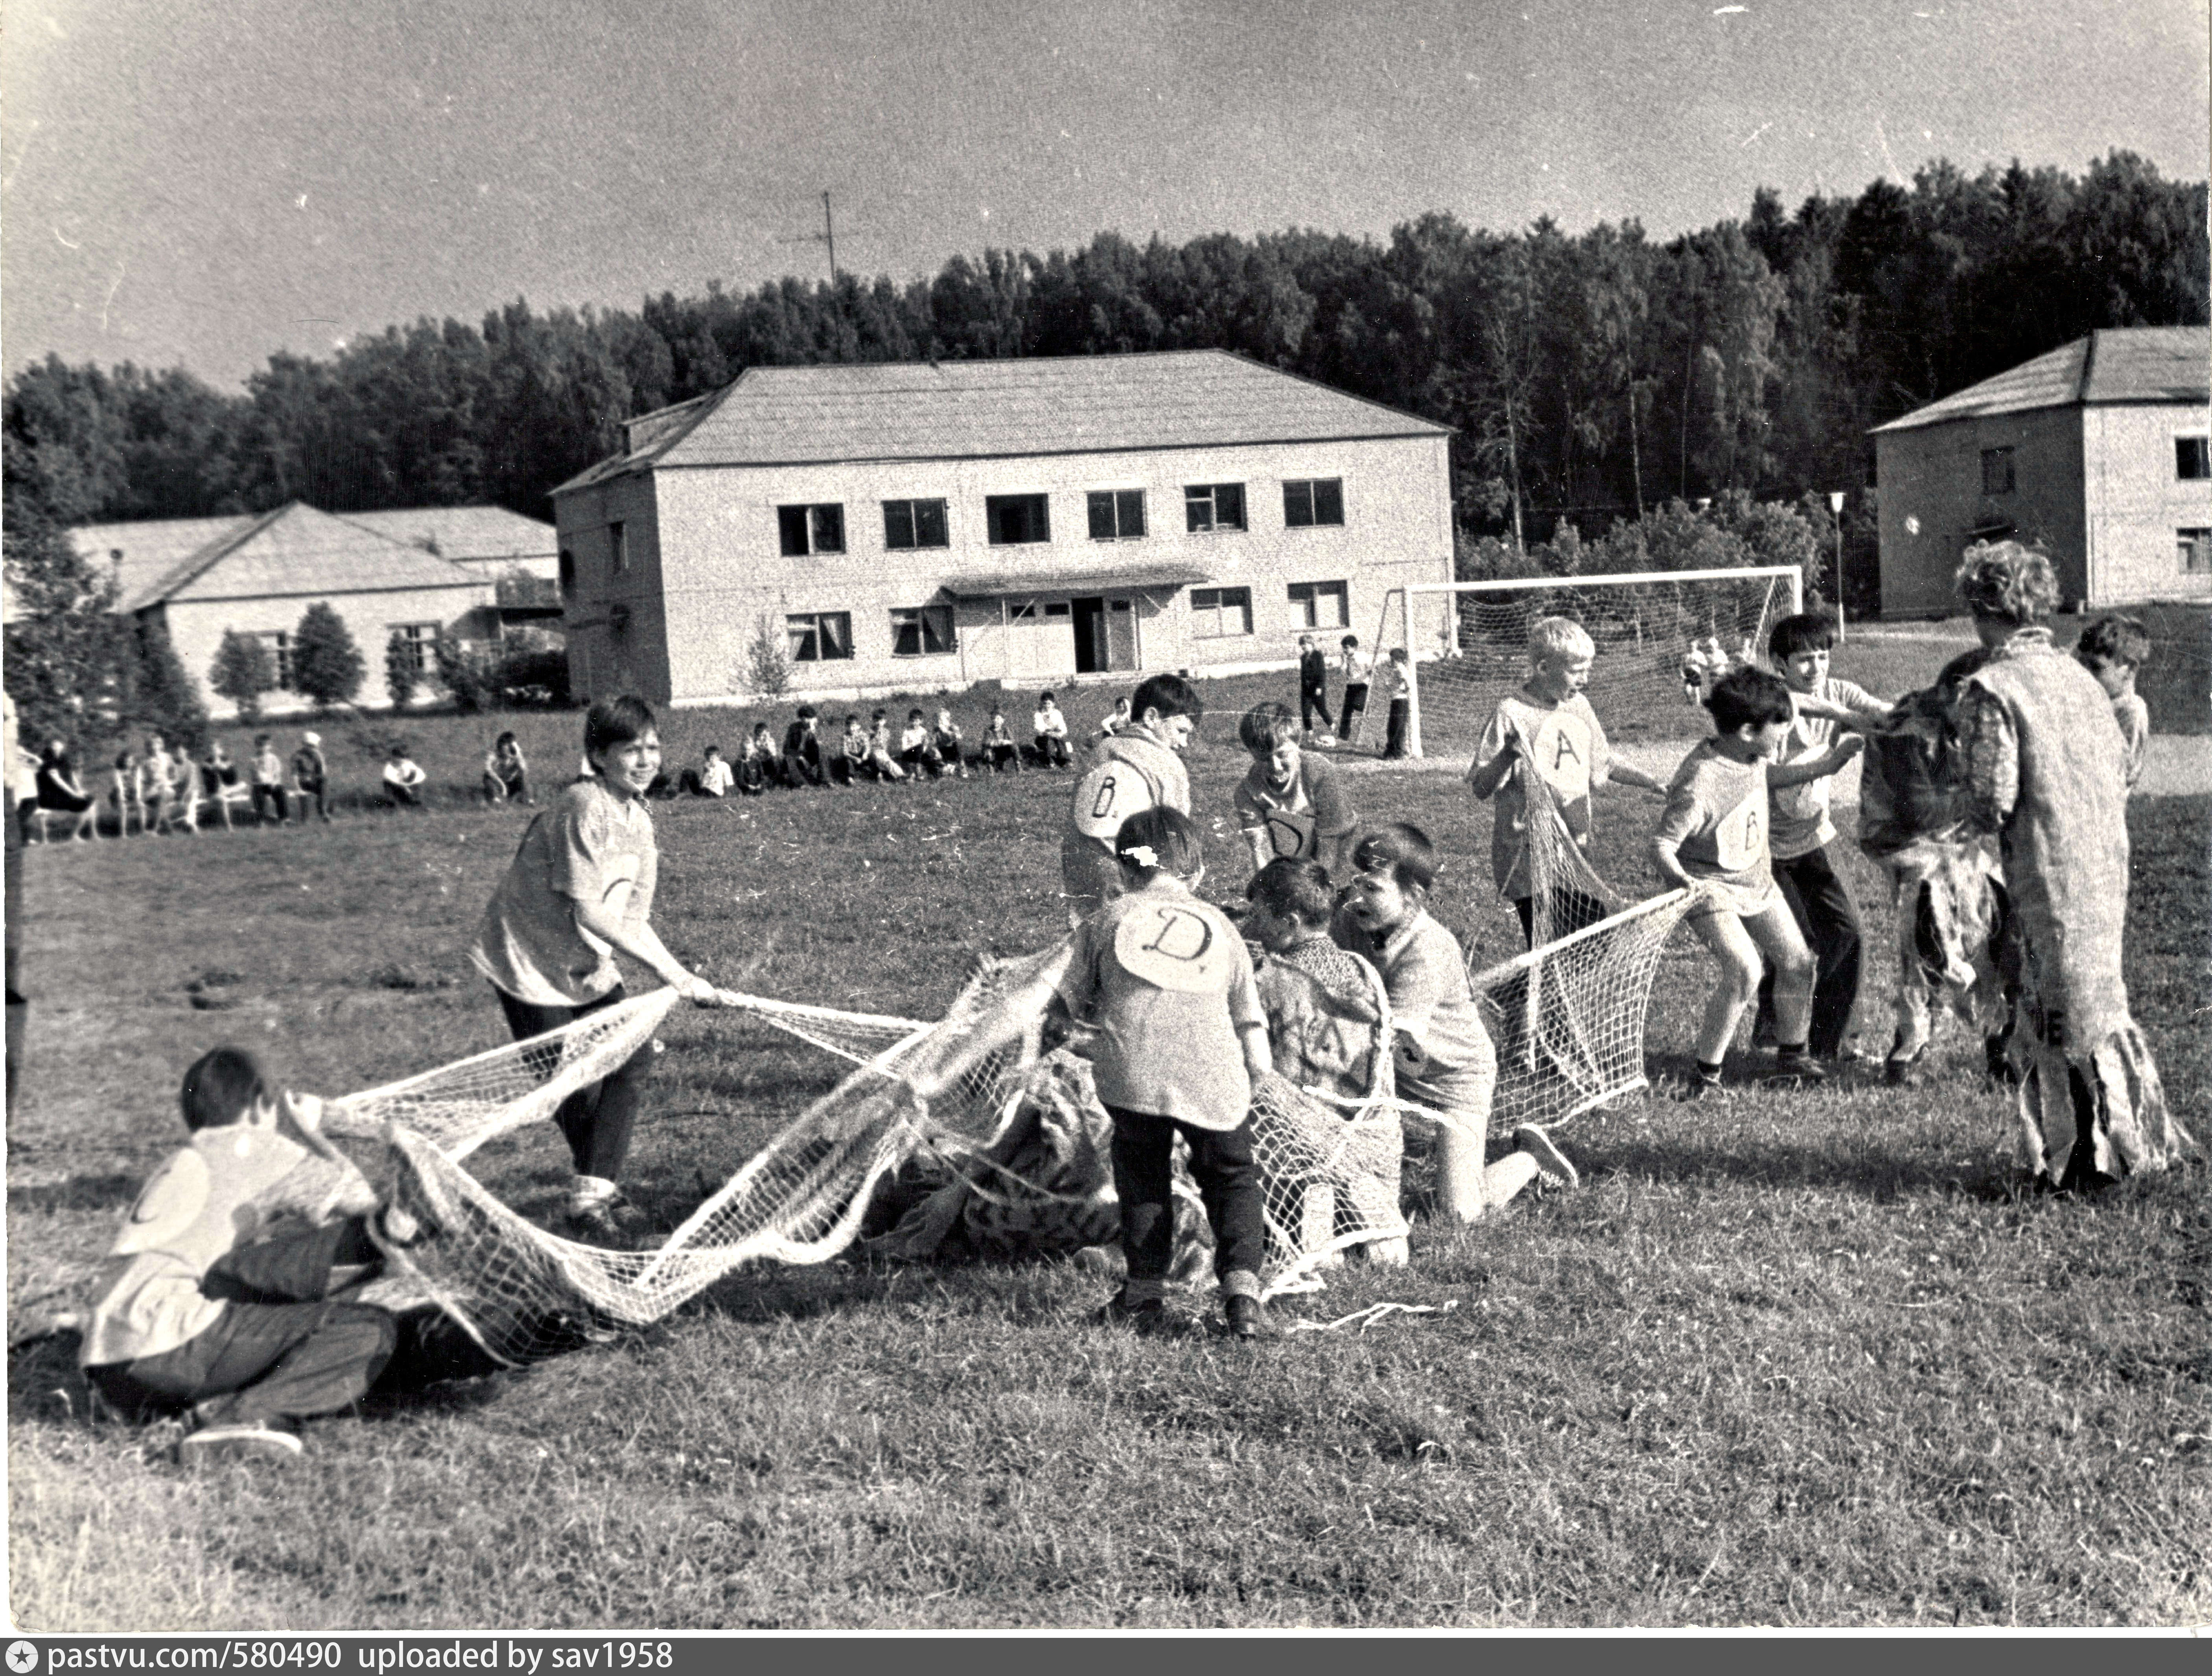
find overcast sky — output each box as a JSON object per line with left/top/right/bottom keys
{"left": 4, "top": 0, "right": 2205, "bottom": 389}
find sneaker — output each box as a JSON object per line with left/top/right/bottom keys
{"left": 1676, "top": 1072, "right": 1725, "bottom": 1103}
{"left": 1315, "top": 733, "right": 1336, "bottom": 748}
{"left": 562, "top": 1194, "right": 654, "bottom": 1241}
{"left": 1094, "top": 1290, "right": 1167, "bottom": 1330}
{"left": 1224, "top": 1294, "right": 1267, "bottom": 1340}
{"left": 1512, "top": 1123, "right": 1579, "bottom": 1190}
{"left": 1883, "top": 1055, "right": 1923, "bottom": 1090}
{"left": 177, "top": 1420, "right": 302, "bottom": 1463}
{"left": 1766, "top": 1052, "right": 1828, "bottom": 1087}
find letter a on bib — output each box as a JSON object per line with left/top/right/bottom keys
{"left": 1113, "top": 900, "right": 1237, "bottom": 993}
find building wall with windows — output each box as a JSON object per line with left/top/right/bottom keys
{"left": 1875, "top": 409, "right": 2085, "bottom": 616}
{"left": 562, "top": 432, "right": 1452, "bottom": 703}
{"left": 2083, "top": 404, "right": 2212, "bottom": 602}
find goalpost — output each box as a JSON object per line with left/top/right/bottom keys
{"left": 1377, "top": 565, "right": 1805, "bottom": 758}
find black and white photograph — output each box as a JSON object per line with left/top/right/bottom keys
{"left": 3, "top": 0, "right": 2207, "bottom": 1634}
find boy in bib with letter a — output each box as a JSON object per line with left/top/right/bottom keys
{"left": 1060, "top": 673, "right": 1204, "bottom": 925}
{"left": 1055, "top": 808, "right": 1274, "bottom": 1338}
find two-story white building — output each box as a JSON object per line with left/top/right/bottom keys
{"left": 1873, "top": 326, "right": 2211, "bottom": 615}
{"left": 549, "top": 351, "right": 1454, "bottom": 704}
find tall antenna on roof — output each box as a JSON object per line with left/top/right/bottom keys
{"left": 775, "top": 191, "right": 840, "bottom": 284}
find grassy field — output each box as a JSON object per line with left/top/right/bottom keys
{"left": 7, "top": 637, "right": 2208, "bottom": 1629}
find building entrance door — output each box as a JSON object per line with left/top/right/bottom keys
{"left": 1006, "top": 599, "right": 1076, "bottom": 680}
{"left": 1073, "top": 596, "right": 1140, "bottom": 674}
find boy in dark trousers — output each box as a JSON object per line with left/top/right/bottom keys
{"left": 1297, "top": 635, "right": 1334, "bottom": 741}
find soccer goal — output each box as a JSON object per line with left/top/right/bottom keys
{"left": 1376, "top": 566, "right": 1804, "bottom": 758}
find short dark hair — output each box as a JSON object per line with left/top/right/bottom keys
{"left": 1131, "top": 672, "right": 1203, "bottom": 725}
{"left": 253, "top": 733, "right": 270, "bottom": 747}
{"left": 2076, "top": 614, "right": 2152, "bottom": 670}
{"left": 1341, "top": 634, "right": 1359, "bottom": 648}
{"left": 1246, "top": 856, "right": 1335, "bottom": 924}
{"left": 584, "top": 695, "right": 656, "bottom": 759}
{"left": 1351, "top": 822, "right": 1437, "bottom": 894}
{"left": 1114, "top": 806, "right": 1205, "bottom": 879}
{"left": 795, "top": 705, "right": 817, "bottom": 721}
{"left": 1238, "top": 701, "right": 1299, "bottom": 755}
{"left": 1768, "top": 612, "right": 1837, "bottom": 660}
{"left": 179, "top": 1045, "right": 273, "bottom": 1133}
{"left": 1039, "top": 690, "right": 1056, "bottom": 703}
{"left": 1705, "top": 666, "right": 1795, "bottom": 733}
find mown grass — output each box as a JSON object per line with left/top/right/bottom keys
{"left": 7, "top": 641, "right": 2207, "bottom": 1629}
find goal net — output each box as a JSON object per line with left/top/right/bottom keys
{"left": 1378, "top": 566, "right": 1802, "bottom": 758}
{"left": 1468, "top": 761, "right": 1693, "bottom": 1131}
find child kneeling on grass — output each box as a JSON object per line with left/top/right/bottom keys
{"left": 1330, "top": 823, "right": 1577, "bottom": 1222}
{"left": 1234, "top": 701, "right": 1358, "bottom": 879}
{"left": 80, "top": 1046, "right": 420, "bottom": 1462}
{"left": 1654, "top": 666, "right": 1865, "bottom": 1098}
{"left": 1055, "top": 807, "right": 1274, "bottom": 1338}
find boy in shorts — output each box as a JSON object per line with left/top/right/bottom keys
{"left": 1654, "top": 667, "right": 1864, "bottom": 1097}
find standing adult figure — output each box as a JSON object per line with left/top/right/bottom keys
{"left": 468, "top": 695, "right": 721, "bottom": 1236}
{"left": 1949, "top": 542, "right": 2190, "bottom": 1189}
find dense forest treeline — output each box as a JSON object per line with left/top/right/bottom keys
{"left": 6, "top": 151, "right": 2205, "bottom": 549}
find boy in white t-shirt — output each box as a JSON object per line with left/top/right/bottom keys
{"left": 1750, "top": 613, "right": 1892, "bottom": 1059}
{"left": 1654, "top": 667, "right": 1864, "bottom": 1098}
{"left": 1468, "top": 616, "right": 1666, "bottom": 945}
{"left": 1032, "top": 692, "right": 1073, "bottom": 769}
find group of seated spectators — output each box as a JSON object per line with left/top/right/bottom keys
{"left": 670, "top": 691, "right": 1109, "bottom": 796}
{"left": 15, "top": 730, "right": 335, "bottom": 841}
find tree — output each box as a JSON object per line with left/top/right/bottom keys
{"left": 384, "top": 629, "right": 421, "bottom": 712}
{"left": 743, "top": 614, "right": 792, "bottom": 697}
{"left": 210, "top": 629, "right": 277, "bottom": 721}
{"left": 122, "top": 616, "right": 210, "bottom": 753}
{"left": 291, "top": 602, "right": 365, "bottom": 708}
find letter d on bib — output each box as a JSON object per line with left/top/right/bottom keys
{"left": 1114, "top": 901, "right": 1236, "bottom": 992}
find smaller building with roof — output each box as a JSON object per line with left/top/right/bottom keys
{"left": 1872, "top": 326, "right": 2211, "bottom": 616}
{"left": 72, "top": 503, "right": 505, "bottom": 716}
{"left": 549, "top": 350, "right": 1453, "bottom": 703}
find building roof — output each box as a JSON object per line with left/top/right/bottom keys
{"left": 1872, "top": 326, "right": 2210, "bottom": 434}
{"left": 554, "top": 350, "right": 1452, "bottom": 493}
{"left": 939, "top": 559, "right": 1215, "bottom": 598}
{"left": 81, "top": 503, "right": 488, "bottom": 614}
{"left": 340, "top": 506, "right": 557, "bottom": 563}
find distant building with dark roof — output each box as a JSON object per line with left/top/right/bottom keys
{"left": 71, "top": 504, "right": 513, "bottom": 716}
{"left": 1873, "top": 326, "right": 2211, "bottom": 614}
{"left": 549, "top": 350, "right": 1454, "bottom": 703}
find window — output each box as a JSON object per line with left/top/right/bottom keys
{"left": 609, "top": 520, "right": 629, "bottom": 574}
{"left": 786, "top": 611, "right": 853, "bottom": 662}
{"left": 1190, "top": 586, "right": 1254, "bottom": 638}
{"left": 890, "top": 604, "right": 955, "bottom": 657}
{"left": 2178, "top": 437, "right": 2211, "bottom": 480}
{"left": 2180, "top": 528, "right": 2212, "bottom": 574}
{"left": 882, "top": 498, "right": 950, "bottom": 550}
{"left": 1287, "top": 580, "right": 1350, "bottom": 630}
{"left": 557, "top": 549, "right": 576, "bottom": 600}
{"left": 1282, "top": 478, "right": 1345, "bottom": 528}
{"left": 258, "top": 631, "right": 294, "bottom": 690}
{"left": 1087, "top": 489, "right": 1146, "bottom": 541}
{"left": 777, "top": 504, "right": 846, "bottom": 557}
{"left": 1980, "top": 448, "right": 2015, "bottom": 496}
{"left": 1185, "top": 482, "right": 1247, "bottom": 533}
{"left": 986, "top": 493, "right": 1051, "bottom": 545}
{"left": 389, "top": 622, "right": 440, "bottom": 674}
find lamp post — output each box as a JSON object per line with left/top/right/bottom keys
{"left": 1827, "top": 491, "right": 1847, "bottom": 645}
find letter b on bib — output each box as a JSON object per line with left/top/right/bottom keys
{"left": 1072, "top": 763, "right": 1155, "bottom": 840}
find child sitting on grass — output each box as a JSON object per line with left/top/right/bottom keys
{"left": 867, "top": 710, "right": 909, "bottom": 782}
{"left": 681, "top": 744, "right": 734, "bottom": 798}
{"left": 483, "top": 731, "right": 531, "bottom": 805}
{"left": 1750, "top": 612, "right": 1893, "bottom": 1061}
{"left": 979, "top": 707, "right": 1020, "bottom": 774}
{"left": 1244, "top": 857, "right": 1407, "bottom": 1266}
{"left": 2073, "top": 613, "right": 2154, "bottom": 792}
{"left": 1653, "top": 666, "right": 1864, "bottom": 1098}
{"left": 1061, "top": 673, "right": 1203, "bottom": 923}
{"left": 1054, "top": 808, "right": 1274, "bottom": 1338}
{"left": 383, "top": 745, "right": 428, "bottom": 809}
{"left": 738, "top": 722, "right": 778, "bottom": 793}
{"left": 80, "top": 1046, "right": 415, "bottom": 1462}
{"left": 833, "top": 714, "right": 868, "bottom": 786}
{"left": 1330, "top": 824, "right": 1577, "bottom": 1222}
{"left": 1233, "top": 701, "right": 1357, "bottom": 878}
{"left": 1467, "top": 616, "right": 1666, "bottom": 946}
{"left": 897, "top": 708, "right": 942, "bottom": 779}
{"left": 1033, "top": 691, "right": 1073, "bottom": 769}
{"left": 930, "top": 707, "right": 969, "bottom": 779}
{"left": 1095, "top": 696, "right": 1135, "bottom": 742}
